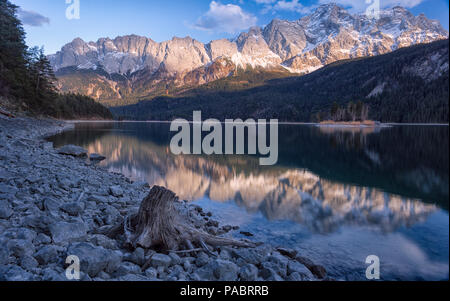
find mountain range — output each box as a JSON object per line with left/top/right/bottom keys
{"left": 49, "top": 4, "right": 448, "bottom": 105}
{"left": 112, "top": 39, "right": 449, "bottom": 123}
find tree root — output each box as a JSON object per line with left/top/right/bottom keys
{"left": 104, "top": 185, "right": 259, "bottom": 253}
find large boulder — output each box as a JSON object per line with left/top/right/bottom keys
{"left": 151, "top": 253, "right": 172, "bottom": 268}
{"left": 89, "top": 153, "right": 106, "bottom": 161}
{"left": 34, "top": 245, "right": 61, "bottom": 265}
{"left": 57, "top": 145, "right": 88, "bottom": 157}
{"left": 0, "top": 199, "right": 13, "bottom": 219}
{"left": 67, "top": 243, "right": 122, "bottom": 277}
{"left": 49, "top": 221, "right": 87, "bottom": 245}
{"left": 212, "top": 259, "right": 239, "bottom": 281}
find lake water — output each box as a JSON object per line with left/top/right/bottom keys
{"left": 48, "top": 122, "right": 449, "bottom": 280}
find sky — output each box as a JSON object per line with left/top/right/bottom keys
{"left": 11, "top": 0, "right": 450, "bottom": 54}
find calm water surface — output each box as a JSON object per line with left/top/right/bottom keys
{"left": 48, "top": 122, "right": 449, "bottom": 280}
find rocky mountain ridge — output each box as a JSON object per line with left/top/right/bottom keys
{"left": 49, "top": 4, "right": 448, "bottom": 103}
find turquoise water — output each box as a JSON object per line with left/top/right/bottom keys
{"left": 49, "top": 122, "right": 449, "bottom": 280}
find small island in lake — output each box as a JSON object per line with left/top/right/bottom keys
{"left": 314, "top": 101, "right": 386, "bottom": 127}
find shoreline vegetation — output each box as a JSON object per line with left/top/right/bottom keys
{"left": 0, "top": 112, "right": 330, "bottom": 281}
{"left": 317, "top": 120, "right": 384, "bottom": 127}
{"left": 0, "top": 1, "right": 112, "bottom": 121}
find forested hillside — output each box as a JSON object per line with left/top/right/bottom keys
{"left": 0, "top": 0, "right": 112, "bottom": 119}
{"left": 112, "top": 39, "right": 449, "bottom": 123}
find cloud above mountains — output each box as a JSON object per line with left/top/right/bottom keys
{"left": 18, "top": 8, "right": 50, "bottom": 27}
{"left": 254, "top": 0, "right": 425, "bottom": 14}
{"left": 192, "top": 0, "right": 429, "bottom": 34}
{"left": 194, "top": 1, "right": 257, "bottom": 33}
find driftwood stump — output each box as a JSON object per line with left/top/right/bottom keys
{"left": 106, "top": 186, "right": 258, "bottom": 253}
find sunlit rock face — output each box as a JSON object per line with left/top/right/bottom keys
{"left": 83, "top": 133, "right": 436, "bottom": 235}
{"left": 48, "top": 4, "right": 448, "bottom": 99}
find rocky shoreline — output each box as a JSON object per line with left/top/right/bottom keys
{"left": 0, "top": 113, "right": 328, "bottom": 281}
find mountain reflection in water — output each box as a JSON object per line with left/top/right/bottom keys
{"left": 48, "top": 122, "right": 449, "bottom": 280}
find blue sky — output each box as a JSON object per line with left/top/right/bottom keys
{"left": 12, "top": 0, "right": 450, "bottom": 54}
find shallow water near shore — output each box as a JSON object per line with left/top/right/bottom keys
{"left": 48, "top": 122, "right": 449, "bottom": 280}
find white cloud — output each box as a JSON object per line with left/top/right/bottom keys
{"left": 254, "top": 0, "right": 425, "bottom": 15}
{"left": 318, "top": 0, "right": 425, "bottom": 13}
{"left": 274, "top": 0, "right": 315, "bottom": 14}
{"left": 194, "top": 1, "right": 258, "bottom": 33}
{"left": 254, "top": 0, "right": 316, "bottom": 15}
{"left": 254, "top": 0, "right": 277, "bottom": 3}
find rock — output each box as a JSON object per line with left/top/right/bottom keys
{"left": 287, "top": 272, "right": 303, "bottom": 281}
{"left": 23, "top": 214, "right": 54, "bottom": 232}
{"left": 287, "top": 260, "right": 314, "bottom": 280}
{"left": 7, "top": 239, "right": 35, "bottom": 258}
{"left": 195, "top": 252, "right": 210, "bottom": 267}
{"left": 219, "top": 249, "right": 232, "bottom": 260}
{"left": 98, "top": 271, "right": 111, "bottom": 280}
{"left": 34, "top": 245, "right": 61, "bottom": 265}
{"left": 0, "top": 265, "right": 35, "bottom": 281}
{"left": 267, "top": 253, "right": 288, "bottom": 277}
{"left": 240, "top": 231, "right": 254, "bottom": 237}
{"left": 109, "top": 185, "right": 123, "bottom": 197}
{"left": 183, "top": 259, "right": 192, "bottom": 272}
{"left": 50, "top": 221, "right": 87, "bottom": 244}
{"left": 212, "top": 259, "right": 239, "bottom": 281}
{"left": 277, "top": 247, "right": 298, "bottom": 259}
{"left": 115, "top": 262, "right": 142, "bottom": 276}
{"left": 168, "top": 252, "right": 181, "bottom": 265}
{"left": 119, "top": 274, "right": 149, "bottom": 281}
{"left": 34, "top": 233, "right": 52, "bottom": 245}
{"left": 145, "top": 268, "right": 158, "bottom": 279}
{"left": 0, "top": 171, "right": 15, "bottom": 182}
{"left": 43, "top": 198, "right": 62, "bottom": 214}
{"left": 125, "top": 247, "right": 146, "bottom": 266}
{"left": 100, "top": 204, "right": 121, "bottom": 225}
{"left": 60, "top": 202, "right": 84, "bottom": 216}
{"left": 89, "top": 153, "right": 106, "bottom": 161}
{"left": 0, "top": 247, "right": 11, "bottom": 265}
{"left": 131, "top": 181, "right": 150, "bottom": 189}
{"left": 259, "top": 262, "right": 284, "bottom": 280}
{"left": 16, "top": 228, "right": 37, "bottom": 242}
{"left": 0, "top": 199, "right": 13, "bottom": 219}
{"left": 222, "top": 225, "right": 232, "bottom": 232}
{"left": 296, "top": 255, "right": 327, "bottom": 279}
{"left": 239, "top": 264, "right": 259, "bottom": 281}
{"left": 0, "top": 183, "right": 18, "bottom": 195}
{"left": 87, "top": 194, "right": 108, "bottom": 203}
{"left": 206, "top": 220, "right": 219, "bottom": 227}
{"left": 42, "top": 142, "right": 53, "bottom": 151}
{"left": 20, "top": 255, "right": 39, "bottom": 270}
{"left": 41, "top": 267, "right": 66, "bottom": 281}
{"left": 151, "top": 253, "right": 172, "bottom": 268}
{"left": 231, "top": 248, "right": 263, "bottom": 265}
{"left": 310, "top": 265, "right": 327, "bottom": 279}
{"left": 67, "top": 243, "right": 122, "bottom": 277}
{"left": 57, "top": 145, "right": 88, "bottom": 157}
{"left": 296, "top": 256, "right": 315, "bottom": 269}
{"left": 194, "top": 264, "right": 215, "bottom": 280}
{"left": 88, "top": 234, "right": 118, "bottom": 250}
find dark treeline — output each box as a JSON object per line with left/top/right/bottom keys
{"left": 113, "top": 39, "right": 449, "bottom": 123}
{"left": 0, "top": 0, "right": 112, "bottom": 119}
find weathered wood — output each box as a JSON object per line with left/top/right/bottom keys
{"left": 106, "top": 185, "right": 258, "bottom": 252}
{"left": 0, "top": 109, "right": 15, "bottom": 118}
